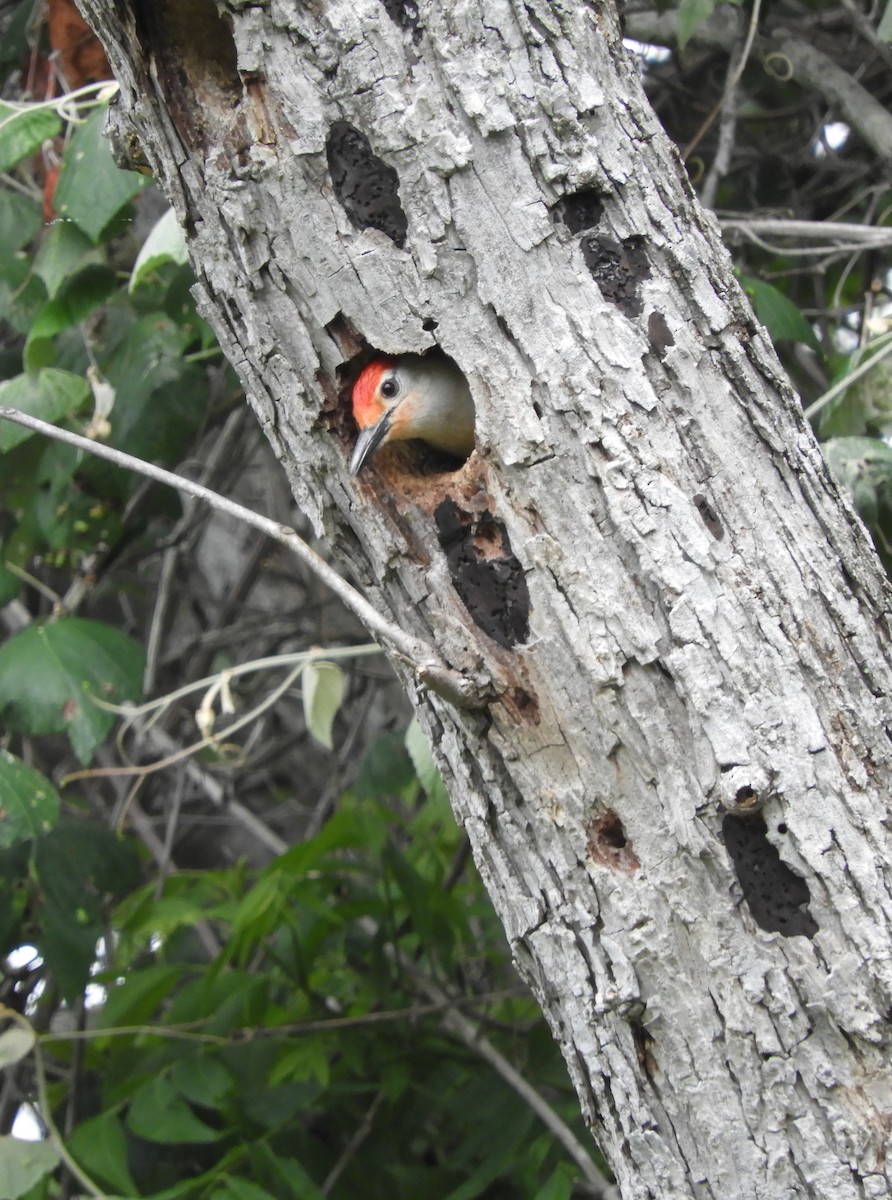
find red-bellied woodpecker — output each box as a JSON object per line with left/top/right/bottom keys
{"left": 349, "top": 354, "right": 475, "bottom": 475}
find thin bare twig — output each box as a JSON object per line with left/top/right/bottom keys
{"left": 31, "top": 1039, "right": 105, "bottom": 1198}
{"left": 0, "top": 407, "right": 487, "bottom": 709}
{"left": 144, "top": 546, "right": 178, "bottom": 696}
{"left": 720, "top": 217, "right": 892, "bottom": 253}
{"left": 804, "top": 334, "right": 892, "bottom": 420}
{"left": 838, "top": 0, "right": 892, "bottom": 70}
{"left": 773, "top": 35, "right": 892, "bottom": 164}
{"left": 701, "top": 7, "right": 751, "bottom": 206}
{"left": 684, "top": 0, "right": 763, "bottom": 161}
{"left": 144, "top": 405, "right": 254, "bottom": 692}
{"left": 322, "top": 1092, "right": 386, "bottom": 1196}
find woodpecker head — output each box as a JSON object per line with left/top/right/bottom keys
{"left": 349, "top": 353, "right": 475, "bottom": 475}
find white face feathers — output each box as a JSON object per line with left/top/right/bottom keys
{"left": 350, "top": 355, "right": 475, "bottom": 475}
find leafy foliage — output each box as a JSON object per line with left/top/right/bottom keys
{"left": 0, "top": 752, "right": 59, "bottom": 850}
{"left": 1, "top": 0, "right": 890, "bottom": 1196}
{"left": 629, "top": 0, "right": 892, "bottom": 558}
{"left": 0, "top": 1137, "right": 60, "bottom": 1200}
{"left": 302, "top": 660, "right": 347, "bottom": 749}
{"left": 0, "top": 17, "right": 598, "bottom": 1199}
{"left": 0, "top": 104, "right": 61, "bottom": 174}
{"left": 0, "top": 618, "right": 144, "bottom": 763}
{"left": 4, "top": 740, "right": 595, "bottom": 1199}
{"left": 51, "top": 107, "right": 151, "bottom": 241}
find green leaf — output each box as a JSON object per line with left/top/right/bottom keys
{"left": 27, "top": 440, "right": 121, "bottom": 555}
{"left": 127, "top": 1075, "right": 226, "bottom": 1144}
{"left": 0, "top": 190, "right": 42, "bottom": 255}
{"left": 677, "top": 0, "right": 715, "bottom": 47}
{"left": 405, "top": 718, "right": 449, "bottom": 805}
{"left": 0, "top": 1137, "right": 60, "bottom": 1200}
{"left": 228, "top": 872, "right": 287, "bottom": 964}
{"left": 0, "top": 1023, "right": 34, "bottom": 1069}
{"left": 101, "top": 314, "right": 205, "bottom": 462}
{"left": 273, "top": 803, "right": 372, "bottom": 875}
{"left": 302, "top": 660, "right": 346, "bottom": 750}
{"left": 0, "top": 104, "right": 61, "bottom": 173}
{"left": 0, "top": 369, "right": 90, "bottom": 453}
{"left": 817, "top": 352, "right": 892, "bottom": 440}
{"left": 823, "top": 436, "right": 892, "bottom": 524}
{"left": 33, "top": 221, "right": 102, "bottom": 298}
{"left": 212, "top": 1181, "right": 278, "bottom": 1200}
{"left": 170, "top": 1057, "right": 234, "bottom": 1110}
{"left": 52, "top": 107, "right": 151, "bottom": 242}
{"left": 0, "top": 751, "right": 60, "bottom": 850}
{"left": 247, "top": 1148, "right": 325, "bottom": 1200}
{"left": 532, "top": 1164, "right": 574, "bottom": 1200}
{"left": 385, "top": 841, "right": 457, "bottom": 956}
{"left": 0, "top": 617, "right": 144, "bottom": 764}
{"left": 164, "top": 967, "right": 269, "bottom": 1035}
{"left": 740, "top": 276, "right": 820, "bottom": 350}
{"left": 353, "top": 731, "right": 416, "bottom": 803}
{"left": 879, "top": 0, "right": 892, "bottom": 40}
{"left": 0, "top": 482, "right": 37, "bottom": 605}
{"left": 99, "top": 963, "right": 185, "bottom": 1030}
{"left": 130, "top": 207, "right": 189, "bottom": 291}
{"left": 268, "top": 1042, "right": 331, "bottom": 1089}
{"left": 0, "top": 843, "right": 30, "bottom": 955}
{"left": 0, "top": 260, "right": 45, "bottom": 338}
{"left": 35, "top": 821, "right": 140, "bottom": 1000}
{"left": 25, "top": 266, "right": 118, "bottom": 370}
{"left": 67, "top": 1111, "right": 137, "bottom": 1196}
{"left": 0, "top": 4, "right": 32, "bottom": 80}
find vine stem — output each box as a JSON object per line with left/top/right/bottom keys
{"left": 803, "top": 334, "right": 892, "bottom": 420}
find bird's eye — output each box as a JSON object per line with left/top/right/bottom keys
{"left": 380, "top": 377, "right": 399, "bottom": 400}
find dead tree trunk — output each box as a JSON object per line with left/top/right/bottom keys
{"left": 78, "top": 1, "right": 892, "bottom": 1195}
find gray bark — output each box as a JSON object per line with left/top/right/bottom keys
{"left": 77, "top": 1, "right": 892, "bottom": 1195}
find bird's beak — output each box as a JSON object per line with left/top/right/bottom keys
{"left": 350, "top": 408, "right": 394, "bottom": 475}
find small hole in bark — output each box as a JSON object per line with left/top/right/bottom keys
{"left": 380, "top": 0, "right": 423, "bottom": 39}
{"left": 722, "top": 812, "right": 817, "bottom": 938}
{"left": 601, "top": 817, "right": 627, "bottom": 849}
{"left": 777, "top": 822, "right": 788, "bottom": 835}
{"left": 586, "top": 811, "right": 639, "bottom": 873}
{"left": 647, "top": 310, "right": 675, "bottom": 359}
{"left": 630, "top": 1019, "right": 657, "bottom": 1079}
{"left": 498, "top": 687, "right": 540, "bottom": 725}
{"left": 552, "top": 187, "right": 605, "bottom": 234}
{"left": 326, "top": 121, "right": 408, "bottom": 246}
{"left": 434, "top": 499, "right": 530, "bottom": 648}
{"left": 422, "top": 318, "right": 438, "bottom": 332}
{"left": 735, "top": 785, "right": 756, "bottom": 804}
{"left": 694, "top": 494, "right": 725, "bottom": 541}
{"left": 581, "top": 235, "right": 650, "bottom": 319}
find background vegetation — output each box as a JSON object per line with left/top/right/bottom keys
{"left": 0, "top": 0, "right": 889, "bottom": 1196}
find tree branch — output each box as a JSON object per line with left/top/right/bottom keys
{"left": 803, "top": 334, "right": 892, "bottom": 420}
{"left": 0, "top": 407, "right": 488, "bottom": 708}
{"left": 719, "top": 218, "right": 892, "bottom": 251}
{"left": 772, "top": 34, "right": 892, "bottom": 164}
{"left": 684, "top": 0, "right": 763, "bottom": 165}
{"left": 627, "top": 8, "right": 892, "bottom": 167}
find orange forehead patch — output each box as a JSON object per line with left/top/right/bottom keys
{"left": 352, "top": 359, "right": 395, "bottom": 429}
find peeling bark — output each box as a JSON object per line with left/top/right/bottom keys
{"left": 77, "top": 0, "right": 892, "bottom": 1195}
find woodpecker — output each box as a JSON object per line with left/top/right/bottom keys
{"left": 349, "top": 353, "right": 475, "bottom": 475}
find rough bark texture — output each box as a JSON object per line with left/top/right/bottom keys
{"left": 78, "top": 1, "right": 892, "bottom": 1195}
